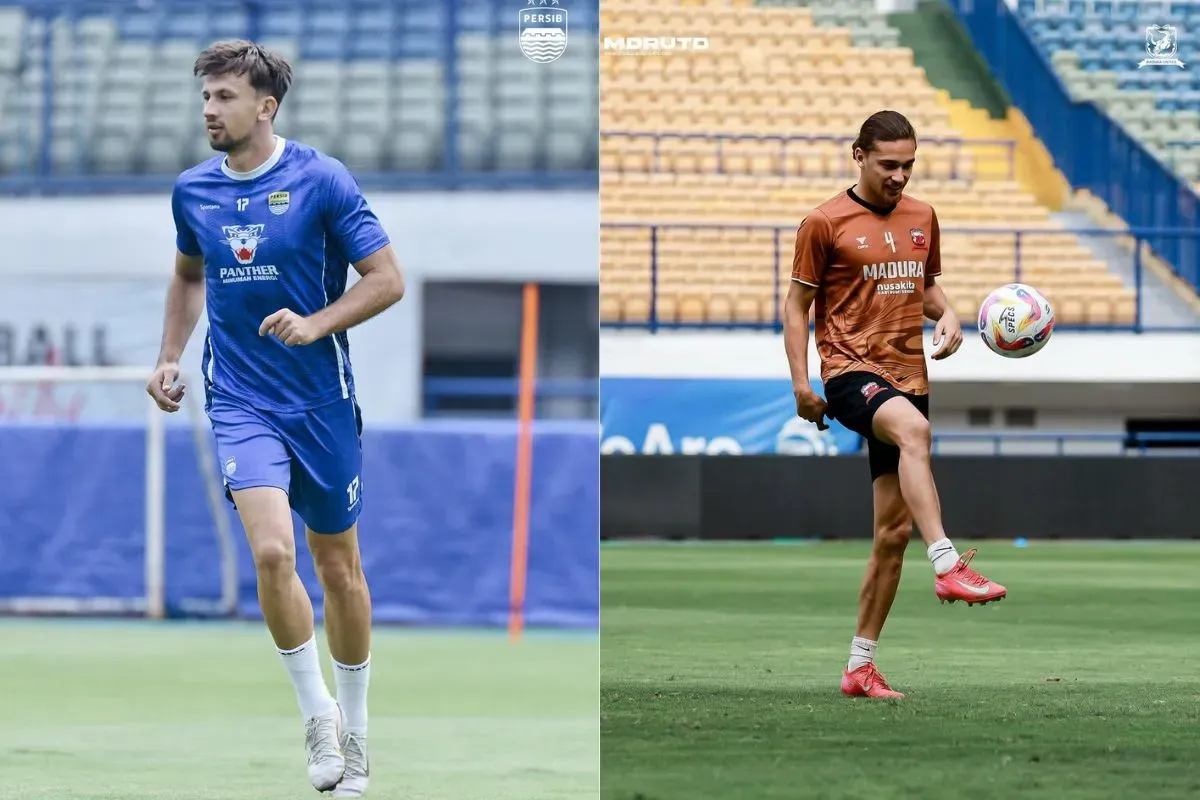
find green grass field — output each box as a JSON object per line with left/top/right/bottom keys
{"left": 2, "top": 620, "right": 598, "bottom": 799}
{"left": 601, "top": 541, "right": 1200, "bottom": 800}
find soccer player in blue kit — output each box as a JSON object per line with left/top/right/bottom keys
{"left": 146, "top": 41, "right": 404, "bottom": 797}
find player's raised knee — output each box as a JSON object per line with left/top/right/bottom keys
{"left": 898, "top": 415, "right": 931, "bottom": 451}
{"left": 873, "top": 397, "right": 931, "bottom": 451}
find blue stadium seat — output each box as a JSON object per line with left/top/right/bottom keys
{"left": 208, "top": 9, "right": 250, "bottom": 39}
{"left": 0, "top": 0, "right": 598, "bottom": 182}
{"left": 351, "top": 7, "right": 395, "bottom": 35}
{"left": 974, "top": 0, "right": 1200, "bottom": 192}
{"left": 402, "top": 4, "right": 443, "bottom": 30}
{"left": 258, "top": 11, "right": 301, "bottom": 38}
{"left": 301, "top": 36, "right": 348, "bottom": 60}
{"left": 308, "top": 8, "right": 352, "bottom": 37}
{"left": 162, "top": 10, "right": 206, "bottom": 39}
{"left": 116, "top": 9, "right": 159, "bottom": 40}
{"left": 396, "top": 33, "right": 444, "bottom": 60}
{"left": 345, "top": 34, "right": 392, "bottom": 61}
{"left": 456, "top": 1, "right": 508, "bottom": 34}
{"left": 1041, "top": 31, "right": 1067, "bottom": 49}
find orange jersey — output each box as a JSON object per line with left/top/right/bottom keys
{"left": 791, "top": 187, "right": 941, "bottom": 395}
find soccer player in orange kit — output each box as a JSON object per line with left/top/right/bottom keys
{"left": 784, "top": 110, "right": 1007, "bottom": 700}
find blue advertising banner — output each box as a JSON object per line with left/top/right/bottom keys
{"left": 599, "top": 377, "right": 863, "bottom": 456}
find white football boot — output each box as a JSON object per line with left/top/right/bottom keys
{"left": 331, "top": 731, "right": 370, "bottom": 797}
{"left": 304, "top": 705, "right": 346, "bottom": 792}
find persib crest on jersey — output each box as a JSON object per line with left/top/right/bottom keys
{"left": 268, "top": 191, "right": 290, "bottom": 215}
{"left": 910, "top": 228, "right": 927, "bottom": 250}
{"left": 222, "top": 224, "right": 267, "bottom": 265}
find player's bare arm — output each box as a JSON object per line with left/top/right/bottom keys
{"left": 923, "top": 276, "right": 963, "bottom": 360}
{"left": 147, "top": 250, "right": 206, "bottom": 412}
{"left": 784, "top": 280, "right": 829, "bottom": 430}
{"left": 260, "top": 245, "right": 405, "bottom": 347}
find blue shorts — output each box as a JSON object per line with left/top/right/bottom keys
{"left": 206, "top": 392, "right": 364, "bottom": 534}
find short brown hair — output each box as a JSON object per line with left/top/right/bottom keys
{"left": 194, "top": 39, "right": 293, "bottom": 119}
{"left": 852, "top": 110, "right": 917, "bottom": 156}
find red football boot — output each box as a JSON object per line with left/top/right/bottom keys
{"left": 841, "top": 662, "right": 905, "bottom": 699}
{"left": 935, "top": 548, "right": 1007, "bottom": 606}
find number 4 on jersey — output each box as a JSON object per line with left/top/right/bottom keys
{"left": 883, "top": 231, "right": 896, "bottom": 253}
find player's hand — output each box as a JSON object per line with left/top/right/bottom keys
{"left": 931, "top": 311, "right": 963, "bottom": 361}
{"left": 147, "top": 361, "right": 186, "bottom": 413}
{"left": 794, "top": 385, "right": 830, "bottom": 431}
{"left": 259, "top": 308, "right": 323, "bottom": 346}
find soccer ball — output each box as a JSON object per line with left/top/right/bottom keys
{"left": 977, "top": 283, "right": 1055, "bottom": 358}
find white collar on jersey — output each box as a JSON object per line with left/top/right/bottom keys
{"left": 220, "top": 136, "right": 287, "bottom": 181}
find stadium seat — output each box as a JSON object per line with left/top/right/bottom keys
{"left": 0, "top": 0, "right": 598, "bottom": 177}
{"left": 1018, "top": 2, "right": 1200, "bottom": 181}
{"left": 599, "top": 0, "right": 1139, "bottom": 329}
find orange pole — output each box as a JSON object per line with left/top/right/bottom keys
{"left": 509, "top": 282, "right": 540, "bottom": 641}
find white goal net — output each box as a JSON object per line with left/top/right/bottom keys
{"left": 0, "top": 366, "right": 237, "bottom": 619}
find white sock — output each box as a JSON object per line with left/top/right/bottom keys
{"left": 928, "top": 538, "right": 961, "bottom": 576}
{"left": 278, "top": 636, "right": 337, "bottom": 720}
{"left": 333, "top": 654, "right": 371, "bottom": 735}
{"left": 848, "top": 636, "right": 877, "bottom": 672}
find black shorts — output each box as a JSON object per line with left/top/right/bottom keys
{"left": 824, "top": 370, "right": 930, "bottom": 481}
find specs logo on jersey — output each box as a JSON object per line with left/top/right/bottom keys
{"left": 222, "top": 224, "right": 267, "bottom": 265}
{"left": 910, "top": 228, "right": 927, "bottom": 250}
{"left": 268, "top": 191, "right": 290, "bottom": 215}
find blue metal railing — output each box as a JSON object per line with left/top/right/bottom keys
{"left": 600, "top": 222, "right": 1200, "bottom": 332}
{"left": 601, "top": 131, "right": 1019, "bottom": 180}
{"left": 0, "top": 0, "right": 599, "bottom": 195}
{"left": 947, "top": 0, "right": 1200, "bottom": 295}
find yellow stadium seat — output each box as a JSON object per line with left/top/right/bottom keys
{"left": 599, "top": 0, "right": 1133, "bottom": 328}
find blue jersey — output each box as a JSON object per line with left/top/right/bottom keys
{"left": 171, "top": 137, "right": 390, "bottom": 411}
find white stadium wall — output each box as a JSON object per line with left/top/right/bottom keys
{"left": 600, "top": 330, "right": 1200, "bottom": 384}
{"left": 0, "top": 191, "right": 598, "bottom": 423}
{"left": 601, "top": 331, "right": 1200, "bottom": 454}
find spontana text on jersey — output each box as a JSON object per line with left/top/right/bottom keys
{"left": 862, "top": 261, "right": 924, "bottom": 281}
